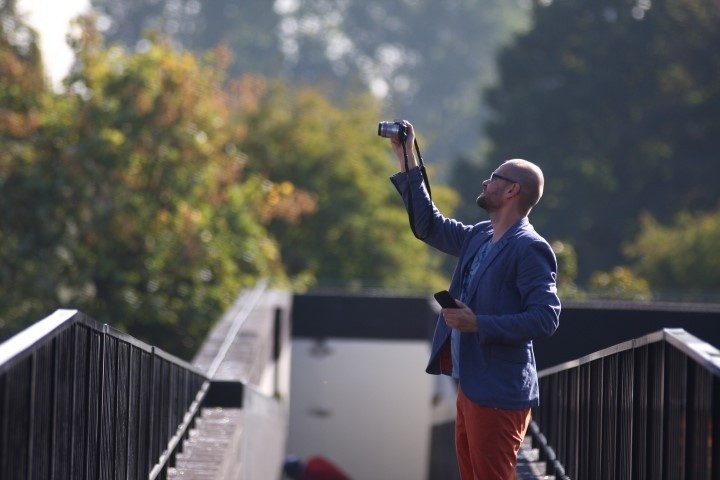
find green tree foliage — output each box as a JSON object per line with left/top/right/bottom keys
{"left": 274, "top": 0, "right": 531, "bottom": 165}
{"left": 479, "top": 0, "right": 720, "bottom": 280}
{"left": 59, "top": 25, "right": 296, "bottom": 357}
{"left": 550, "top": 240, "right": 584, "bottom": 299}
{"left": 1, "top": 20, "right": 291, "bottom": 356}
{"left": 234, "top": 77, "right": 453, "bottom": 291}
{"left": 0, "top": 0, "right": 55, "bottom": 336}
{"left": 91, "top": 0, "right": 283, "bottom": 76}
{"left": 625, "top": 210, "right": 720, "bottom": 300}
{"left": 86, "top": 0, "right": 533, "bottom": 290}
{"left": 1, "top": 14, "right": 458, "bottom": 352}
{"left": 90, "top": 0, "right": 531, "bottom": 167}
{"left": 588, "top": 266, "right": 651, "bottom": 301}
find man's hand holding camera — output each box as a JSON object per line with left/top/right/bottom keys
{"left": 379, "top": 119, "right": 418, "bottom": 172}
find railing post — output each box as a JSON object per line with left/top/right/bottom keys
{"left": 273, "top": 307, "right": 283, "bottom": 398}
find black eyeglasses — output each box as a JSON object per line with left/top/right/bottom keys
{"left": 490, "top": 172, "right": 518, "bottom": 184}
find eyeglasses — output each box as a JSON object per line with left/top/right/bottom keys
{"left": 489, "top": 172, "right": 518, "bottom": 184}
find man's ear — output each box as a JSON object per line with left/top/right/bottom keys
{"left": 505, "top": 182, "right": 521, "bottom": 198}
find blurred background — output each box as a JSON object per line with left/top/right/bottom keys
{"left": 2, "top": 0, "right": 719, "bottom": 358}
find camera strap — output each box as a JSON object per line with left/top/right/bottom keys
{"left": 402, "top": 139, "right": 433, "bottom": 240}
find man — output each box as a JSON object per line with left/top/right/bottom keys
{"left": 387, "top": 121, "right": 560, "bottom": 479}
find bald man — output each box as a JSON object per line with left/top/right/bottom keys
{"left": 388, "top": 121, "right": 561, "bottom": 480}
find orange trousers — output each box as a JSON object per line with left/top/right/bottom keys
{"left": 455, "top": 386, "right": 532, "bottom": 480}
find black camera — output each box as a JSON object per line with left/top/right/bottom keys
{"left": 377, "top": 120, "right": 408, "bottom": 141}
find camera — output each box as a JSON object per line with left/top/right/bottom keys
{"left": 377, "top": 120, "right": 408, "bottom": 141}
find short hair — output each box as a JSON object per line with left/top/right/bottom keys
{"left": 503, "top": 159, "right": 544, "bottom": 214}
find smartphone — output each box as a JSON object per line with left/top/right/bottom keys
{"left": 433, "top": 290, "right": 459, "bottom": 308}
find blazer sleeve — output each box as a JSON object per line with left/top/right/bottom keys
{"left": 390, "top": 167, "right": 472, "bottom": 257}
{"left": 476, "top": 239, "right": 561, "bottom": 344}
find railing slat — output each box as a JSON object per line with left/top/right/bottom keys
{"left": 99, "top": 332, "right": 117, "bottom": 480}
{"left": 648, "top": 341, "right": 665, "bottom": 480}
{"left": 688, "top": 364, "right": 712, "bottom": 479}
{"left": 666, "top": 345, "right": 688, "bottom": 479}
{"left": 617, "top": 349, "right": 633, "bottom": 479}
{"left": 51, "top": 327, "right": 73, "bottom": 480}
{"left": 138, "top": 349, "right": 153, "bottom": 476}
{"left": 127, "top": 345, "right": 142, "bottom": 479}
{"left": 116, "top": 340, "right": 130, "bottom": 480}
{"left": 6, "top": 360, "right": 31, "bottom": 478}
{"left": 70, "top": 324, "right": 90, "bottom": 479}
{"left": 632, "top": 344, "right": 648, "bottom": 479}
{"left": 31, "top": 342, "right": 54, "bottom": 480}
{"left": 0, "top": 367, "right": 6, "bottom": 476}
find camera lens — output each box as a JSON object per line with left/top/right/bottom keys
{"left": 377, "top": 121, "right": 405, "bottom": 140}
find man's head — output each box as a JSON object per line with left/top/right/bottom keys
{"left": 476, "top": 159, "right": 544, "bottom": 216}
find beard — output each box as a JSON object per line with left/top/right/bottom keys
{"left": 476, "top": 191, "right": 498, "bottom": 212}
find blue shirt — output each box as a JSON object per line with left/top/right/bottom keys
{"left": 452, "top": 239, "right": 493, "bottom": 379}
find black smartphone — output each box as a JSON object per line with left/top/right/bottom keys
{"left": 433, "top": 290, "right": 459, "bottom": 308}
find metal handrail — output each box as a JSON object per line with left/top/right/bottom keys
{"left": 0, "top": 309, "right": 86, "bottom": 373}
{"left": 152, "top": 279, "right": 271, "bottom": 478}
{"left": 0, "top": 309, "right": 207, "bottom": 479}
{"left": 207, "top": 278, "right": 268, "bottom": 379}
{"left": 532, "top": 328, "right": 720, "bottom": 480}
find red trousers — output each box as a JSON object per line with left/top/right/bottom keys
{"left": 455, "top": 386, "right": 531, "bottom": 480}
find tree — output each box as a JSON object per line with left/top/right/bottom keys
{"left": 481, "top": 0, "right": 720, "bottom": 281}
{"left": 276, "top": 0, "right": 531, "bottom": 165}
{"left": 90, "top": 0, "right": 283, "bottom": 77}
{"left": 235, "top": 78, "right": 454, "bottom": 291}
{"left": 90, "top": 0, "right": 532, "bottom": 168}
{"left": 550, "top": 240, "right": 585, "bottom": 299}
{"left": 0, "top": 0, "right": 56, "bottom": 337}
{"left": 1, "top": 14, "right": 460, "bottom": 352}
{"left": 625, "top": 210, "right": 720, "bottom": 300}
{"left": 588, "top": 266, "right": 651, "bottom": 301}
{"left": 0, "top": 20, "right": 294, "bottom": 356}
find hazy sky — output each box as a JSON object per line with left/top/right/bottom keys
{"left": 16, "top": 0, "right": 90, "bottom": 87}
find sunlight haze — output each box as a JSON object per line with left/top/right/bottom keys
{"left": 17, "top": 0, "right": 90, "bottom": 87}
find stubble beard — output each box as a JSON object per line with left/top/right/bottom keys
{"left": 476, "top": 193, "right": 489, "bottom": 211}
{"left": 477, "top": 191, "right": 500, "bottom": 213}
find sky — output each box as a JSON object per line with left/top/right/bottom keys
{"left": 16, "top": 0, "right": 90, "bottom": 87}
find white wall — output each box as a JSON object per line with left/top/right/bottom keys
{"left": 286, "top": 338, "right": 435, "bottom": 480}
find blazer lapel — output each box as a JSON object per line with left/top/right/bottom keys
{"left": 455, "top": 234, "right": 490, "bottom": 302}
{"left": 463, "top": 218, "right": 529, "bottom": 304}
{"left": 464, "top": 241, "right": 503, "bottom": 304}
{"left": 460, "top": 234, "right": 490, "bottom": 279}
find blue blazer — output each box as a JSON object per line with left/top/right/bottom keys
{"left": 392, "top": 168, "right": 561, "bottom": 409}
